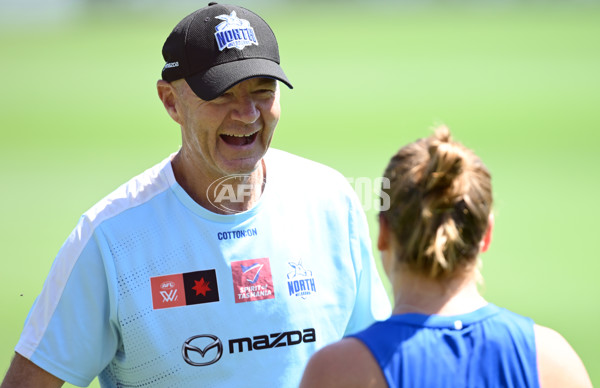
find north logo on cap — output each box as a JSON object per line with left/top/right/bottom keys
{"left": 214, "top": 11, "right": 258, "bottom": 51}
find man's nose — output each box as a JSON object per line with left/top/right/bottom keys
{"left": 231, "top": 96, "right": 260, "bottom": 124}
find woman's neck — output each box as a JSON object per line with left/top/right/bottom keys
{"left": 391, "top": 267, "right": 487, "bottom": 316}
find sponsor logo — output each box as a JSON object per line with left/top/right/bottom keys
{"left": 182, "top": 334, "right": 223, "bottom": 367}
{"left": 151, "top": 269, "right": 220, "bottom": 310}
{"left": 163, "top": 61, "right": 179, "bottom": 69}
{"left": 217, "top": 228, "right": 258, "bottom": 241}
{"left": 287, "top": 259, "right": 316, "bottom": 299}
{"left": 242, "top": 262, "right": 264, "bottom": 284}
{"left": 214, "top": 11, "right": 258, "bottom": 51}
{"left": 182, "top": 328, "right": 316, "bottom": 366}
{"left": 231, "top": 258, "right": 274, "bottom": 303}
{"left": 229, "top": 328, "right": 316, "bottom": 353}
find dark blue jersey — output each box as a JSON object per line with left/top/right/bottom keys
{"left": 350, "top": 303, "right": 539, "bottom": 388}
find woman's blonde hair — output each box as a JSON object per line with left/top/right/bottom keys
{"left": 380, "top": 126, "right": 493, "bottom": 279}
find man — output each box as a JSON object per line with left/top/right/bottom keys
{"left": 1, "top": 3, "right": 390, "bottom": 387}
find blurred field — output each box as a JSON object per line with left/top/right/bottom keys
{"left": 1, "top": 2, "right": 599, "bottom": 387}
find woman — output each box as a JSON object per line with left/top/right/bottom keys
{"left": 299, "top": 127, "right": 592, "bottom": 388}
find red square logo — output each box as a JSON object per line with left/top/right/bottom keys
{"left": 231, "top": 258, "right": 275, "bottom": 303}
{"left": 150, "top": 273, "right": 186, "bottom": 309}
{"left": 151, "top": 270, "right": 220, "bottom": 310}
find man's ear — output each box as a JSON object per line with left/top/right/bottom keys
{"left": 377, "top": 214, "right": 391, "bottom": 251}
{"left": 157, "top": 80, "right": 182, "bottom": 125}
{"left": 480, "top": 213, "right": 494, "bottom": 253}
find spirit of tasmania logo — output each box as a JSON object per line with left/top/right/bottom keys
{"left": 231, "top": 258, "right": 274, "bottom": 303}
{"left": 287, "top": 259, "right": 316, "bottom": 299}
{"left": 150, "top": 269, "right": 220, "bottom": 310}
{"left": 214, "top": 11, "right": 258, "bottom": 51}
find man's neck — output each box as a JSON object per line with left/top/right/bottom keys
{"left": 171, "top": 151, "right": 266, "bottom": 215}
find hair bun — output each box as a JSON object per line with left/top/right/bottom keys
{"left": 423, "top": 126, "right": 464, "bottom": 194}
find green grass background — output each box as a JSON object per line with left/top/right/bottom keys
{"left": 1, "top": 2, "right": 599, "bottom": 387}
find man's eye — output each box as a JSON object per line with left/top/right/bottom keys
{"left": 255, "top": 89, "right": 275, "bottom": 96}
{"left": 213, "top": 93, "right": 233, "bottom": 102}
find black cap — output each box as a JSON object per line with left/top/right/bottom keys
{"left": 161, "top": 2, "right": 293, "bottom": 101}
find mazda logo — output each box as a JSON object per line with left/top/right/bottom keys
{"left": 182, "top": 334, "right": 223, "bottom": 366}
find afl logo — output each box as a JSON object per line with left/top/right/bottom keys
{"left": 161, "top": 281, "right": 176, "bottom": 289}
{"left": 182, "top": 334, "right": 223, "bottom": 367}
{"left": 206, "top": 174, "right": 266, "bottom": 214}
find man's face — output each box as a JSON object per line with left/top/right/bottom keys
{"left": 175, "top": 77, "right": 281, "bottom": 179}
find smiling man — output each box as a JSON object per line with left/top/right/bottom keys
{"left": 159, "top": 77, "right": 279, "bottom": 213}
{"left": 2, "top": 3, "right": 390, "bottom": 388}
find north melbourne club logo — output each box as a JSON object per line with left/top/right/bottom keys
{"left": 214, "top": 11, "right": 258, "bottom": 51}
{"left": 287, "top": 259, "right": 317, "bottom": 299}
{"left": 151, "top": 270, "right": 220, "bottom": 310}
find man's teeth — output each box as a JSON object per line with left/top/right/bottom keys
{"left": 223, "top": 130, "right": 258, "bottom": 138}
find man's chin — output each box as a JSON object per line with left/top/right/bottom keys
{"left": 218, "top": 158, "right": 263, "bottom": 177}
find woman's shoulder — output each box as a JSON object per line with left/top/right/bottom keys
{"left": 534, "top": 324, "right": 592, "bottom": 388}
{"left": 299, "top": 337, "right": 387, "bottom": 388}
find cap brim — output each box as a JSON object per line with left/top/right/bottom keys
{"left": 185, "top": 58, "right": 293, "bottom": 101}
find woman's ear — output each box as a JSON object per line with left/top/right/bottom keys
{"left": 377, "top": 214, "right": 390, "bottom": 251}
{"left": 378, "top": 214, "right": 397, "bottom": 278}
{"left": 480, "top": 213, "right": 494, "bottom": 253}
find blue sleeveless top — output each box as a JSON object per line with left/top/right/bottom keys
{"left": 349, "top": 303, "right": 539, "bottom": 388}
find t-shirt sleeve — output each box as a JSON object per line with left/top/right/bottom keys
{"left": 343, "top": 194, "right": 392, "bottom": 336}
{"left": 15, "top": 215, "right": 119, "bottom": 387}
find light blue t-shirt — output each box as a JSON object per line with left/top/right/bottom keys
{"left": 350, "top": 303, "right": 539, "bottom": 388}
{"left": 15, "top": 148, "right": 391, "bottom": 387}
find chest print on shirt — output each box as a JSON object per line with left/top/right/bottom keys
{"left": 150, "top": 269, "right": 220, "bottom": 309}
{"left": 231, "top": 257, "right": 275, "bottom": 303}
{"left": 286, "top": 259, "right": 317, "bottom": 300}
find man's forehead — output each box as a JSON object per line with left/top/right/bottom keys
{"left": 179, "top": 76, "right": 278, "bottom": 100}
{"left": 212, "top": 77, "right": 277, "bottom": 97}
